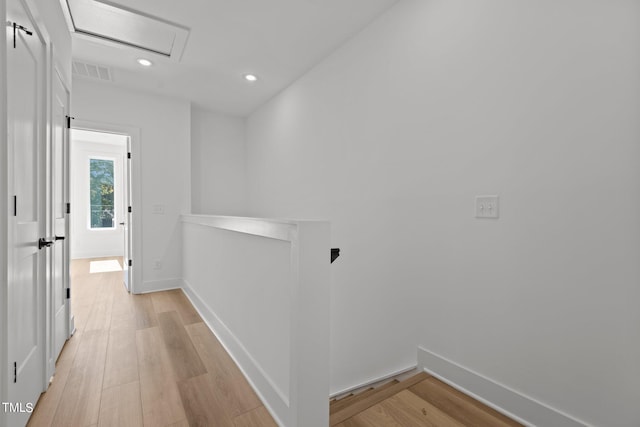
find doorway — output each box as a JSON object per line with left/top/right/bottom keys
{"left": 69, "top": 128, "right": 134, "bottom": 296}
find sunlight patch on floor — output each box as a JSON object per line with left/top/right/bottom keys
{"left": 89, "top": 259, "right": 123, "bottom": 273}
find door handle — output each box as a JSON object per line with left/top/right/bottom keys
{"left": 38, "top": 238, "right": 54, "bottom": 250}
{"left": 54, "top": 235, "right": 65, "bottom": 241}
{"left": 119, "top": 222, "right": 125, "bottom": 225}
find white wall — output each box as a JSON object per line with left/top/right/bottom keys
{"left": 191, "top": 107, "right": 246, "bottom": 215}
{"left": 72, "top": 79, "right": 191, "bottom": 293}
{"left": 30, "top": 0, "right": 72, "bottom": 83}
{"left": 70, "top": 137, "right": 127, "bottom": 259}
{"left": 182, "top": 215, "right": 330, "bottom": 427}
{"left": 245, "top": 1, "right": 640, "bottom": 425}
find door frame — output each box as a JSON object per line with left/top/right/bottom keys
{"left": 46, "top": 63, "right": 71, "bottom": 381}
{"left": 0, "top": 0, "right": 8, "bottom": 422}
{"left": 69, "top": 120, "right": 142, "bottom": 295}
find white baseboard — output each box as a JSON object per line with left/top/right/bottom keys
{"left": 181, "top": 279, "right": 288, "bottom": 427}
{"left": 138, "top": 278, "right": 183, "bottom": 294}
{"left": 329, "top": 364, "right": 417, "bottom": 399}
{"left": 71, "top": 251, "right": 124, "bottom": 259}
{"left": 418, "top": 347, "right": 591, "bottom": 427}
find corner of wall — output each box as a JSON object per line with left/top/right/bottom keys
{"left": 138, "top": 278, "right": 183, "bottom": 294}
{"left": 185, "top": 103, "right": 192, "bottom": 215}
{"left": 240, "top": 114, "right": 249, "bottom": 215}
{"left": 189, "top": 103, "right": 199, "bottom": 215}
{"left": 189, "top": 108, "right": 249, "bottom": 216}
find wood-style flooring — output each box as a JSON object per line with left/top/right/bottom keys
{"left": 28, "top": 257, "right": 523, "bottom": 427}
{"left": 330, "top": 372, "right": 523, "bottom": 427}
{"left": 27, "top": 257, "right": 277, "bottom": 427}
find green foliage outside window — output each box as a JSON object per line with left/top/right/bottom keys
{"left": 90, "top": 159, "right": 115, "bottom": 228}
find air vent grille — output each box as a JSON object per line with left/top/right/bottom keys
{"left": 72, "top": 61, "right": 113, "bottom": 82}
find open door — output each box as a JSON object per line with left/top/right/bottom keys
{"left": 122, "top": 137, "right": 132, "bottom": 291}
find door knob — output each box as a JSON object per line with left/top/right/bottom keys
{"left": 38, "top": 238, "right": 54, "bottom": 250}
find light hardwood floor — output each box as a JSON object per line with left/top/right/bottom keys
{"left": 330, "top": 372, "right": 522, "bottom": 427}
{"left": 27, "top": 257, "right": 277, "bottom": 427}
{"left": 28, "top": 257, "right": 522, "bottom": 427}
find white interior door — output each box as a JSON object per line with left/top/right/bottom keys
{"left": 123, "top": 138, "right": 132, "bottom": 291}
{"left": 51, "top": 70, "right": 69, "bottom": 362}
{"left": 7, "top": 0, "right": 46, "bottom": 424}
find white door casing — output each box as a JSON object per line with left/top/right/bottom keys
{"left": 7, "top": 0, "right": 47, "bottom": 424}
{"left": 70, "top": 120, "right": 141, "bottom": 294}
{"left": 51, "top": 69, "right": 70, "bottom": 365}
{"left": 123, "top": 137, "right": 132, "bottom": 291}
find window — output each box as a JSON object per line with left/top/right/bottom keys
{"left": 89, "top": 158, "right": 115, "bottom": 229}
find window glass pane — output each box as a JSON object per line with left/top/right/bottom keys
{"left": 90, "top": 158, "right": 115, "bottom": 229}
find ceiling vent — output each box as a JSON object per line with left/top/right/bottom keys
{"left": 72, "top": 60, "right": 113, "bottom": 82}
{"left": 61, "top": 0, "right": 189, "bottom": 62}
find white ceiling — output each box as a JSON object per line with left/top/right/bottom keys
{"left": 70, "top": 0, "right": 399, "bottom": 116}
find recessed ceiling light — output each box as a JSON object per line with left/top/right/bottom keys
{"left": 137, "top": 58, "right": 153, "bottom": 67}
{"left": 244, "top": 74, "right": 258, "bottom": 82}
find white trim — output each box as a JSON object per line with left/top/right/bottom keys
{"left": 0, "top": 0, "right": 7, "bottom": 421}
{"left": 417, "top": 347, "right": 591, "bottom": 427}
{"left": 68, "top": 315, "right": 75, "bottom": 336}
{"left": 71, "top": 251, "right": 124, "bottom": 260}
{"left": 181, "top": 279, "right": 287, "bottom": 427}
{"left": 329, "top": 365, "right": 417, "bottom": 399}
{"left": 44, "top": 31, "right": 54, "bottom": 387}
{"left": 45, "top": 51, "right": 72, "bottom": 382}
{"left": 70, "top": 119, "right": 141, "bottom": 294}
{"left": 52, "top": 61, "right": 72, "bottom": 361}
{"left": 23, "top": 0, "right": 50, "bottom": 46}
{"left": 137, "top": 278, "right": 183, "bottom": 294}
{"left": 181, "top": 214, "right": 299, "bottom": 242}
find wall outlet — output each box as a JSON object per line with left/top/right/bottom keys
{"left": 152, "top": 204, "right": 165, "bottom": 215}
{"left": 475, "top": 195, "right": 499, "bottom": 219}
{"left": 152, "top": 259, "right": 163, "bottom": 270}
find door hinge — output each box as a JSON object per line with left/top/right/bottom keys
{"left": 66, "top": 288, "right": 70, "bottom": 299}
{"left": 127, "top": 152, "right": 131, "bottom": 159}
{"left": 128, "top": 206, "right": 132, "bottom": 213}
{"left": 13, "top": 195, "right": 17, "bottom": 216}
{"left": 65, "top": 115, "right": 75, "bottom": 129}
{"left": 12, "top": 22, "right": 33, "bottom": 49}
{"left": 128, "top": 259, "right": 132, "bottom": 267}
{"left": 13, "top": 361, "right": 17, "bottom": 383}
{"left": 66, "top": 202, "right": 71, "bottom": 214}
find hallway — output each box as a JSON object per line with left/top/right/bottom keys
{"left": 27, "top": 258, "right": 276, "bottom": 427}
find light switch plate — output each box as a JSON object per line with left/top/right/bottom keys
{"left": 475, "top": 196, "right": 499, "bottom": 219}
{"left": 152, "top": 204, "right": 165, "bottom": 215}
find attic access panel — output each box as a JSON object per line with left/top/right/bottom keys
{"left": 62, "top": 0, "right": 189, "bottom": 61}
